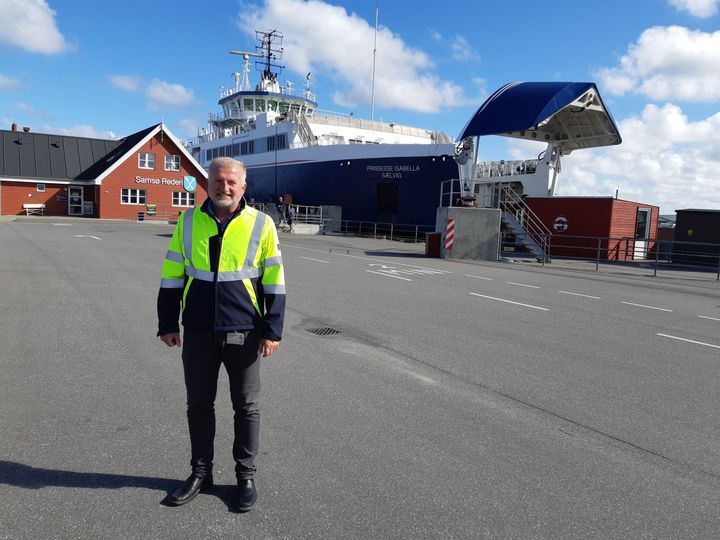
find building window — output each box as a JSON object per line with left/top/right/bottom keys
{"left": 165, "top": 155, "right": 181, "bottom": 171}
{"left": 138, "top": 153, "right": 155, "bottom": 169}
{"left": 36, "top": 183, "right": 46, "bottom": 192}
{"left": 121, "top": 188, "right": 146, "bottom": 205}
{"left": 172, "top": 191, "right": 195, "bottom": 207}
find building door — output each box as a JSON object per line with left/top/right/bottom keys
{"left": 68, "top": 186, "right": 83, "bottom": 216}
{"left": 633, "top": 207, "right": 651, "bottom": 259}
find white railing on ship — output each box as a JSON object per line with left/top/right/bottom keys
{"left": 219, "top": 85, "right": 316, "bottom": 102}
{"left": 476, "top": 159, "right": 541, "bottom": 178}
{"left": 309, "top": 111, "right": 451, "bottom": 142}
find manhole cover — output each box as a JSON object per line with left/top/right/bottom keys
{"left": 306, "top": 326, "right": 342, "bottom": 336}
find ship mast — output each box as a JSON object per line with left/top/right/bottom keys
{"left": 370, "top": 1, "right": 379, "bottom": 122}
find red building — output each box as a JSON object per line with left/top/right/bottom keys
{"left": 0, "top": 123, "right": 208, "bottom": 220}
{"left": 525, "top": 197, "right": 660, "bottom": 260}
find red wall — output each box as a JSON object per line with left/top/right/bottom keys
{"left": 98, "top": 134, "right": 207, "bottom": 220}
{"left": 1, "top": 182, "right": 72, "bottom": 215}
{"left": 525, "top": 197, "right": 659, "bottom": 260}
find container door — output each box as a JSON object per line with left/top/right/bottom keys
{"left": 68, "top": 186, "right": 84, "bottom": 216}
{"left": 633, "top": 208, "right": 651, "bottom": 259}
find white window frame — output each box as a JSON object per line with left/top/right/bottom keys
{"left": 172, "top": 191, "right": 195, "bottom": 207}
{"left": 36, "top": 183, "right": 46, "bottom": 192}
{"left": 164, "top": 154, "right": 181, "bottom": 171}
{"left": 121, "top": 188, "right": 146, "bottom": 205}
{"left": 138, "top": 152, "right": 155, "bottom": 169}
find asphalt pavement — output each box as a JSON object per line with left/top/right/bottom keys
{"left": 1, "top": 216, "right": 719, "bottom": 539}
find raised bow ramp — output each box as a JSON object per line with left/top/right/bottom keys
{"left": 457, "top": 81, "right": 621, "bottom": 153}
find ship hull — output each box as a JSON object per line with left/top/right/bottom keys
{"left": 244, "top": 153, "right": 458, "bottom": 227}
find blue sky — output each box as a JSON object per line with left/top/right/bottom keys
{"left": 1, "top": 0, "right": 719, "bottom": 214}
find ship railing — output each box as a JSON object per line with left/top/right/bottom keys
{"left": 476, "top": 158, "right": 541, "bottom": 178}
{"left": 219, "top": 85, "right": 315, "bottom": 102}
{"left": 308, "top": 111, "right": 440, "bottom": 139}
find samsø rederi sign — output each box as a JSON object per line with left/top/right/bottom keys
{"left": 135, "top": 175, "right": 196, "bottom": 192}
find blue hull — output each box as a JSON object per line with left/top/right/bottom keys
{"left": 245, "top": 156, "right": 459, "bottom": 228}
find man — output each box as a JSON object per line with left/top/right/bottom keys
{"left": 157, "top": 157, "right": 285, "bottom": 512}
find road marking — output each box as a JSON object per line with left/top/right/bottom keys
{"left": 465, "top": 274, "right": 493, "bottom": 280}
{"left": 366, "top": 270, "right": 412, "bottom": 281}
{"left": 698, "top": 315, "right": 720, "bottom": 322}
{"left": 469, "top": 293, "right": 549, "bottom": 311}
{"left": 558, "top": 290, "right": 601, "bottom": 300}
{"left": 73, "top": 234, "right": 101, "bottom": 240}
{"left": 657, "top": 333, "right": 720, "bottom": 349}
{"left": 53, "top": 223, "right": 72, "bottom": 226}
{"left": 621, "top": 301, "right": 673, "bottom": 312}
{"left": 299, "top": 256, "right": 329, "bottom": 264}
{"left": 282, "top": 244, "right": 451, "bottom": 273}
{"left": 507, "top": 281, "right": 540, "bottom": 289}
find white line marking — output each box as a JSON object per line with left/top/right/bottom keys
{"left": 53, "top": 223, "right": 72, "bottom": 226}
{"left": 366, "top": 270, "right": 412, "bottom": 281}
{"left": 507, "top": 281, "right": 540, "bottom": 289}
{"left": 73, "top": 235, "right": 101, "bottom": 240}
{"left": 282, "top": 244, "right": 451, "bottom": 273}
{"left": 657, "top": 333, "right": 720, "bottom": 349}
{"left": 465, "top": 274, "right": 493, "bottom": 281}
{"left": 558, "top": 290, "right": 601, "bottom": 300}
{"left": 621, "top": 301, "right": 673, "bottom": 312}
{"left": 698, "top": 315, "right": 720, "bottom": 322}
{"left": 469, "top": 293, "right": 549, "bottom": 311}
{"left": 299, "top": 256, "right": 329, "bottom": 264}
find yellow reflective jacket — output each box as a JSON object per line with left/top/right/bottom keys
{"left": 157, "top": 199, "right": 285, "bottom": 339}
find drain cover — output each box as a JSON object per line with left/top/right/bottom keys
{"left": 306, "top": 326, "right": 342, "bottom": 336}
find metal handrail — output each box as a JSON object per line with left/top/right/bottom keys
{"left": 497, "top": 184, "right": 552, "bottom": 262}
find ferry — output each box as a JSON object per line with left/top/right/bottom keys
{"left": 184, "top": 29, "right": 458, "bottom": 227}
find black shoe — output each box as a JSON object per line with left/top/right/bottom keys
{"left": 168, "top": 474, "right": 213, "bottom": 506}
{"left": 236, "top": 479, "right": 257, "bottom": 512}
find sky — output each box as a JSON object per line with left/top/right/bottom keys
{"left": 1, "top": 0, "right": 719, "bottom": 214}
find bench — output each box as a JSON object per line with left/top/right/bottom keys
{"left": 23, "top": 203, "right": 45, "bottom": 216}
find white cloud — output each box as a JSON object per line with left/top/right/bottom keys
{"left": 669, "top": 0, "right": 719, "bottom": 17}
{"left": 451, "top": 35, "right": 478, "bottom": 61}
{"left": 108, "top": 74, "right": 142, "bottom": 92}
{"left": 596, "top": 26, "right": 720, "bottom": 101}
{"left": 525, "top": 103, "right": 720, "bottom": 214}
{"left": 430, "top": 30, "right": 442, "bottom": 42}
{"left": 237, "top": 0, "right": 466, "bottom": 113}
{"left": 44, "top": 124, "right": 118, "bottom": 139}
{"left": 145, "top": 79, "right": 195, "bottom": 107}
{"left": 0, "top": 73, "right": 20, "bottom": 90}
{"left": 0, "top": 0, "right": 71, "bottom": 54}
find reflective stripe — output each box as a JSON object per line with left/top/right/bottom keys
{"left": 183, "top": 208, "right": 195, "bottom": 267}
{"left": 185, "top": 266, "right": 214, "bottom": 282}
{"left": 165, "top": 250, "right": 184, "bottom": 264}
{"left": 185, "top": 265, "right": 262, "bottom": 282}
{"left": 160, "top": 278, "right": 185, "bottom": 288}
{"left": 263, "top": 255, "right": 283, "bottom": 268}
{"left": 243, "top": 212, "right": 266, "bottom": 269}
{"left": 263, "top": 284, "right": 286, "bottom": 294}
{"left": 218, "top": 268, "right": 263, "bottom": 281}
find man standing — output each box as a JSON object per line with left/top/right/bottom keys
{"left": 157, "top": 157, "right": 285, "bottom": 512}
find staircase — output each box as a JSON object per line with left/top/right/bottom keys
{"left": 496, "top": 184, "right": 551, "bottom": 262}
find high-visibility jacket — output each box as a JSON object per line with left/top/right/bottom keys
{"left": 157, "top": 198, "right": 285, "bottom": 340}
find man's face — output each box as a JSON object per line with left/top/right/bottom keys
{"left": 209, "top": 165, "right": 246, "bottom": 210}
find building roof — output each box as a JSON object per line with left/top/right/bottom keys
{"left": 0, "top": 123, "right": 207, "bottom": 184}
{"left": 0, "top": 127, "right": 123, "bottom": 182}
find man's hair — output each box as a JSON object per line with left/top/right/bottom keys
{"left": 208, "top": 157, "right": 247, "bottom": 182}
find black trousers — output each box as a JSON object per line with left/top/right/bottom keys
{"left": 181, "top": 329, "right": 261, "bottom": 481}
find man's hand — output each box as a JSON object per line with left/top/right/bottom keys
{"left": 160, "top": 332, "right": 182, "bottom": 347}
{"left": 258, "top": 339, "right": 279, "bottom": 357}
